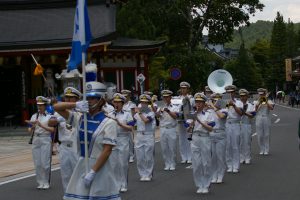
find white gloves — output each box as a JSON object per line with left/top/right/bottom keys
{"left": 76, "top": 101, "right": 89, "bottom": 113}
{"left": 56, "top": 116, "right": 65, "bottom": 123}
{"left": 83, "top": 169, "right": 96, "bottom": 187}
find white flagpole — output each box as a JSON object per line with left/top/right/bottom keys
{"left": 78, "top": 0, "right": 89, "bottom": 174}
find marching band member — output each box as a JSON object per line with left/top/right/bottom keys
{"left": 239, "top": 89, "right": 256, "bottom": 164}
{"left": 54, "top": 82, "right": 120, "bottom": 200}
{"left": 109, "top": 93, "right": 135, "bottom": 193}
{"left": 48, "top": 87, "right": 81, "bottom": 192}
{"left": 208, "top": 93, "right": 228, "bottom": 184}
{"left": 134, "top": 94, "right": 156, "bottom": 181}
{"left": 187, "top": 93, "right": 215, "bottom": 194}
{"left": 121, "top": 89, "right": 137, "bottom": 163}
{"left": 144, "top": 91, "right": 158, "bottom": 113}
{"left": 254, "top": 88, "right": 274, "bottom": 155}
{"left": 204, "top": 86, "right": 213, "bottom": 99}
{"left": 156, "top": 90, "right": 179, "bottom": 171}
{"left": 178, "top": 81, "right": 194, "bottom": 164}
{"left": 224, "top": 85, "right": 243, "bottom": 173}
{"left": 28, "top": 96, "right": 54, "bottom": 190}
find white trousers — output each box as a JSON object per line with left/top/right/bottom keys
{"left": 59, "top": 143, "right": 78, "bottom": 192}
{"left": 160, "top": 127, "right": 177, "bottom": 168}
{"left": 240, "top": 123, "right": 252, "bottom": 162}
{"left": 256, "top": 116, "right": 271, "bottom": 153}
{"left": 177, "top": 123, "right": 192, "bottom": 162}
{"left": 114, "top": 136, "right": 130, "bottom": 189}
{"left": 191, "top": 135, "right": 212, "bottom": 190}
{"left": 225, "top": 123, "right": 241, "bottom": 170}
{"left": 135, "top": 133, "right": 155, "bottom": 178}
{"left": 210, "top": 131, "right": 226, "bottom": 181}
{"left": 129, "top": 131, "right": 135, "bottom": 159}
{"left": 32, "top": 135, "right": 52, "bottom": 186}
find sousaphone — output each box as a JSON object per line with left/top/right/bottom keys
{"left": 207, "top": 69, "right": 233, "bottom": 94}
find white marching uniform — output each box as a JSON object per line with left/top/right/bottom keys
{"left": 225, "top": 99, "right": 243, "bottom": 171}
{"left": 178, "top": 95, "right": 194, "bottom": 163}
{"left": 108, "top": 110, "right": 134, "bottom": 191}
{"left": 53, "top": 112, "right": 80, "bottom": 192}
{"left": 190, "top": 111, "right": 214, "bottom": 191}
{"left": 64, "top": 111, "right": 120, "bottom": 200}
{"left": 123, "top": 101, "right": 137, "bottom": 161}
{"left": 240, "top": 102, "right": 255, "bottom": 163}
{"left": 254, "top": 100, "right": 274, "bottom": 154}
{"left": 157, "top": 103, "right": 179, "bottom": 170}
{"left": 134, "top": 111, "right": 156, "bottom": 179}
{"left": 103, "top": 103, "right": 115, "bottom": 114}
{"left": 209, "top": 108, "right": 228, "bottom": 183}
{"left": 30, "top": 112, "right": 52, "bottom": 187}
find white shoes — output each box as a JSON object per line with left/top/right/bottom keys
{"left": 169, "top": 167, "right": 176, "bottom": 171}
{"left": 181, "top": 160, "right": 187, "bottom": 164}
{"left": 140, "top": 177, "right": 145, "bottom": 181}
{"left": 232, "top": 169, "right": 239, "bottom": 173}
{"left": 227, "top": 168, "right": 233, "bottom": 173}
{"left": 259, "top": 151, "right": 264, "bottom": 155}
{"left": 120, "top": 187, "right": 128, "bottom": 192}
{"left": 42, "top": 183, "right": 50, "bottom": 189}
{"left": 211, "top": 178, "right": 217, "bottom": 183}
{"left": 164, "top": 166, "right": 170, "bottom": 171}
{"left": 129, "top": 157, "right": 134, "bottom": 163}
{"left": 245, "top": 159, "right": 251, "bottom": 164}
{"left": 36, "top": 184, "right": 43, "bottom": 189}
{"left": 187, "top": 160, "right": 192, "bottom": 164}
{"left": 196, "top": 188, "right": 209, "bottom": 194}
{"left": 216, "top": 178, "right": 223, "bottom": 183}
{"left": 263, "top": 152, "right": 269, "bottom": 155}
{"left": 144, "top": 177, "right": 151, "bottom": 181}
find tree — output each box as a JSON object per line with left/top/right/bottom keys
{"left": 286, "top": 19, "right": 297, "bottom": 58}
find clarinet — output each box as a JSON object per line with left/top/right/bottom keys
{"left": 28, "top": 112, "right": 39, "bottom": 144}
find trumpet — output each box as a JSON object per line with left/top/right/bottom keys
{"left": 259, "top": 96, "right": 267, "bottom": 105}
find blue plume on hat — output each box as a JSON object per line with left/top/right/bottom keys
{"left": 85, "top": 62, "right": 97, "bottom": 82}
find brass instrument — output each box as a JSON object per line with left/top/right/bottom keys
{"left": 259, "top": 96, "right": 267, "bottom": 105}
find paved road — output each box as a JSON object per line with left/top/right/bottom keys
{"left": 1, "top": 105, "right": 300, "bottom": 200}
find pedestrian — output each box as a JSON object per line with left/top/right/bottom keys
{"left": 109, "top": 93, "right": 135, "bottom": 193}
{"left": 254, "top": 88, "right": 274, "bottom": 155}
{"left": 48, "top": 87, "right": 81, "bottom": 192}
{"left": 178, "top": 81, "right": 194, "bottom": 164}
{"left": 239, "top": 89, "right": 256, "bottom": 164}
{"left": 121, "top": 89, "right": 137, "bottom": 163}
{"left": 224, "top": 85, "right": 243, "bottom": 173}
{"left": 186, "top": 93, "right": 215, "bottom": 194}
{"left": 54, "top": 81, "right": 120, "bottom": 200}
{"left": 134, "top": 94, "right": 156, "bottom": 181}
{"left": 28, "top": 96, "right": 54, "bottom": 190}
{"left": 208, "top": 93, "right": 227, "bottom": 184}
{"left": 156, "top": 90, "right": 179, "bottom": 171}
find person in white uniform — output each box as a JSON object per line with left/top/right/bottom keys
{"left": 186, "top": 93, "right": 215, "bottom": 194}
{"left": 208, "top": 93, "right": 228, "bottom": 184}
{"left": 54, "top": 81, "right": 120, "bottom": 200}
{"left": 48, "top": 87, "right": 81, "bottom": 192}
{"left": 178, "top": 81, "right": 194, "bottom": 164}
{"left": 121, "top": 89, "right": 137, "bottom": 163}
{"left": 254, "top": 88, "right": 274, "bottom": 155}
{"left": 134, "top": 94, "right": 156, "bottom": 181}
{"left": 156, "top": 90, "right": 179, "bottom": 171}
{"left": 239, "top": 89, "right": 256, "bottom": 164}
{"left": 28, "top": 96, "right": 55, "bottom": 190}
{"left": 109, "top": 93, "right": 135, "bottom": 193}
{"left": 224, "top": 85, "right": 243, "bottom": 173}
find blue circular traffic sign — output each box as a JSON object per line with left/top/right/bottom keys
{"left": 170, "top": 68, "right": 181, "bottom": 80}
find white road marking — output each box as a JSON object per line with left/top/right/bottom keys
{"left": 0, "top": 167, "right": 60, "bottom": 186}
{"left": 186, "top": 165, "right": 192, "bottom": 169}
{"left": 274, "top": 118, "right": 280, "bottom": 124}
{"left": 272, "top": 114, "right": 278, "bottom": 117}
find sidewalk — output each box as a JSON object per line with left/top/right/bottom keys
{"left": 0, "top": 128, "right": 161, "bottom": 183}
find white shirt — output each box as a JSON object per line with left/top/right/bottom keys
{"left": 134, "top": 111, "right": 155, "bottom": 132}
{"left": 103, "top": 103, "right": 114, "bottom": 114}
{"left": 30, "top": 112, "right": 52, "bottom": 135}
{"left": 227, "top": 98, "right": 243, "bottom": 120}
{"left": 193, "top": 110, "right": 214, "bottom": 133}
{"left": 123, "top": 101, "right": 136, "bottom": 112}
{"left": 158, "top": 103, "right": 179, "bottom": 128}
{"left": 108, "top": 110, "right": 134, "bottom": 134}
{"left": 241, "top": 101, "right": 255, "bottom": 124}
{"left": 209, "top": 108, "right": 228, "bottom": 130}
{"left": 253, "top": 99, "right": 274, "bottom": 117}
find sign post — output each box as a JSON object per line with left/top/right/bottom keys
{"left": 137, "top": 73, "right": 145, "bottom": 95}
{"left": 170, "top": 68, "right": 182, "bottom": 80}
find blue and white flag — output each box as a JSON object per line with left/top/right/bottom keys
{"left": 68, "top": 0, "right": 92, "bottom": 71}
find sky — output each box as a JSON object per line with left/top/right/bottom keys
{"left": 250, "top": 0, "right": 300, "bottom": 23}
